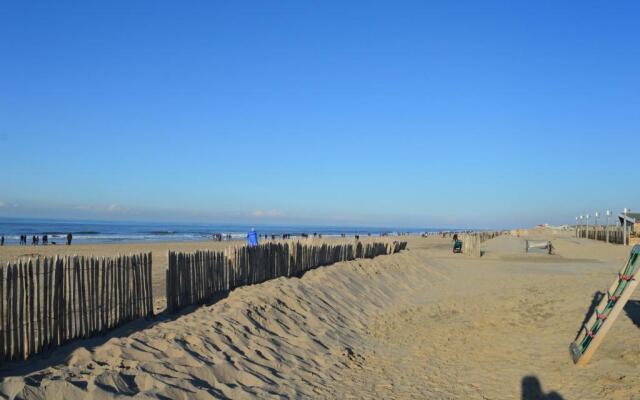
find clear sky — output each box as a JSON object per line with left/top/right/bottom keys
{"left": 0, "top": 1, "right": 638, "bottom": 229}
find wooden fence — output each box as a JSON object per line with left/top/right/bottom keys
{"left": 166, "top": 241, "right": 407, "bottom": 313}
{"left": 525, "top": 240, "right": 553, "bottom": 254}
{"left": 0, "top": 239, "right": 409, "bottom": 361}
{"left": 476, "top": 231, "right": 504, "bottom": 242}
{"left": 462, "top": 235, "right": 481, "bottom": 257}
{"left": 0, "top": 253, "right": 152, "bottom": 362}
{"left": 577, "top": 226, "right": 626, "bottom": 245}
{"left": 462, "top": 231, "right": 504, "bottom": 257}
{"left": 438, "top": 231, "right": 507, "bottom": 240}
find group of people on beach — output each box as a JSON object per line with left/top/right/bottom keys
{"left": 258, "top": 233, "right": 294, "bottom": 240}
{"left": 254, "top": 232, "right": 371, "bottom": 240}
{"left": 23, "top": 234, "right": 49, "bottom": 245}
{"left": 1, "top": 229, "right": 382, "bottom": 248}
{"left": 244, "top": 230, "right": 372, "bottom": 246}
{"left": 1, "top": 233, "right": 74, "bottom": 246}
{"left": 211, "top": 233, "right": 232, "bottom": 242}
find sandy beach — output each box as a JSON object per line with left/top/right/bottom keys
{"left": 0, "top": 230, "right": 638, "bottom": 399}
{"left": 4, "top": 1, "right": 637, "bottom": 397}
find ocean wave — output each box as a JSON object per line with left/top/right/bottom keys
{"left": 0, "top": 219, "right": 428, "bottom": 245}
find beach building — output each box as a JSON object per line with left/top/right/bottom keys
{"left": 630, "top": 213, "right": 640, "bottom": 232}
{"left": 619, "top": 212, "right": 640, "bottom": 245}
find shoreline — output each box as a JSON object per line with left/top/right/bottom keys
{"left": 0, "top": 217, "right": 430, "bottom": 247}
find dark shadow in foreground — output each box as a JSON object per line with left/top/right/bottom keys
{"left": 624, "top": 299, "right": 640, "bottom": 328}
{"left": 522, "top": 376, "right": 564, "bottom": 400}
{"left": 573, "top": 291, "right": 604, "bottom": 341}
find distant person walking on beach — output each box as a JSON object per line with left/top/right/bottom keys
{"left": 0, "top": 236, "right": 4, "bottom": 246}
{"left": 247, "top": 228, "right": 258, "bottom": 247}
{"left": 66, "top": 233, "right": 73, "bottom": 245}
{"left": 42, "top": 234, "right": 48, "bottom": 245}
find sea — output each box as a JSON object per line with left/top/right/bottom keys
{"left": 0, "top": 218, "right": 433, "bottom": 245}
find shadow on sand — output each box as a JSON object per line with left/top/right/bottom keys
{"left": 624, "top": 300, "right": 640, "bottom": 328}
{"left": 573, "top": 291, "right": 604, "bottom": 341}
{"left": 571, "top": 292, "right": 640, "bottom": 335}
{"left": 0, "top": 291, "right": 230, "bottom": 379}
{"left": 522, "top": 376, "right": 564, "bottom": 400}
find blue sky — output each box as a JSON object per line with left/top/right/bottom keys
{"left": 0, "top": 1, "right": 638, "bottom": 229}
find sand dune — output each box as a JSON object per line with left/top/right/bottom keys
{"left": 1, "top": 233, "right": 639, "bottom": 399}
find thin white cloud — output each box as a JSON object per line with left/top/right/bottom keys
{"left": 74, "top": 203, "right": 129, "bottom": 213}
{"left": 251, "top": 209, "right": 284, "bottom": 218}
{"left": 107, "top": 204, "right": 127, "bottom": 212}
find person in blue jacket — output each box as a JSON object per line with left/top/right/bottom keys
{"left": 247, "top": 228, "right": 258, "bottom": 247}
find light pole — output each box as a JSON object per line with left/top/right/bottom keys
{"left": 579, "top": 215, "right": 584, "bottom": 238}
{"left": 606, "top": 209, "right": 611, "bottom": 243}
{"left": 595, "top": 211, "right": 600, "bottom": 240}
{"left": 623, "top": 208, "right": 629, "bottom": 246}
{"left": 586, "top": 214, "right": 590, "bottom": 240}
